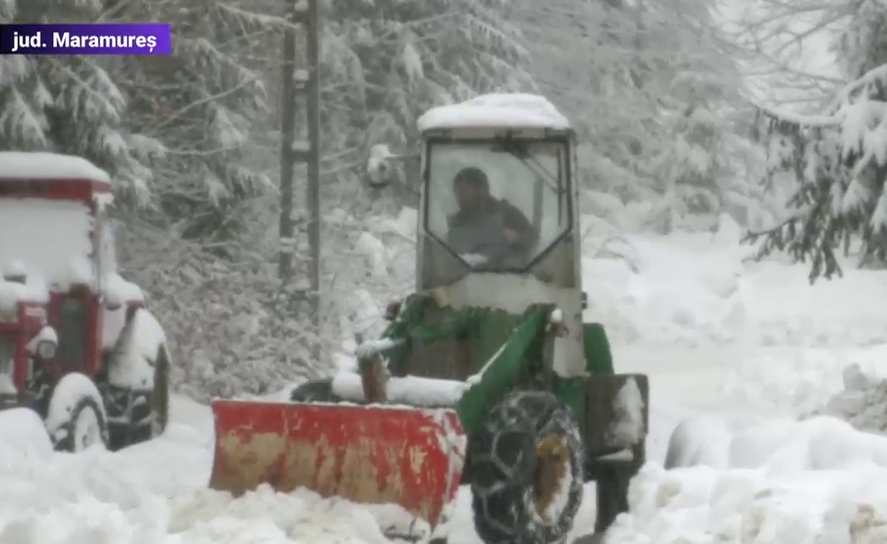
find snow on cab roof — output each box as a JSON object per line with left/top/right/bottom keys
{"left": 0, "top": 151, "right": 111, "bottom": 185}
{"left": 417, "top": 93, "right": 572, "bottom": 133}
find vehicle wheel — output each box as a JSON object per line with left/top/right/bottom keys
{"left": 148, "top": 342, "right": 170, "bottom": 438}
{"left": 47, "top": 373, "right": 109, "bottom": 452}
{"left": 593, "top": 442, "right": 644, "bottom": 534}
{"left": 289, "top": 378, "right": 338, "bottom": 403}
{"left": 106, "top": 307, "right": 172, "bottom": 449}
{"left": 114, "top": 341, "right": 171, "bottom": 448}
{"left": 470, "top": 390, "right": 584, "bottom": 544}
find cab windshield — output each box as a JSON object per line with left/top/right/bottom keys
{"left": 425, "top": 138, "right": 571, "bottom": 272}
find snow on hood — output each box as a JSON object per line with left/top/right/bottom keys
{"left": 0, "top": 151, "right": 110, "bottom": 184}
{"left": 417, "top": 93, "right": 571, "bottom": 132}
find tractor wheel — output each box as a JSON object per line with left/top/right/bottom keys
{"left": 148, "top": 342, "right": 171, "bottom": 439}
{"left": 593, "top": 442, "right": 644, "bottom": 534}
{"left": 470, "top": 390, "right": 584, "bottom": 544}
{"left": 106, "top": 340, "right": 172, "bottom": 450}
{"left": 47, "top": 373, "right": 109, "bottom": 453}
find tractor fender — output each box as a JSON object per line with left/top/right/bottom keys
{"left": 102, "top": 306, "right": 171, "bottom": 448}
{"left": 106, "top": 307, "right": 169, "bottom": 392}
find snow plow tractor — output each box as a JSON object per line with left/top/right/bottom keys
{"left": 0, "top": 152, "right": 170, "bottom": 452}
{"left": 209, "top": 94, "right": 649, "bottom": 544}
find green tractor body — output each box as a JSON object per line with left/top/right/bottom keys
{"left": 208, "top": 94, "right": 649, "bottom": 544}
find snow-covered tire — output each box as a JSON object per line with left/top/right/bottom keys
{"left": 470, "top": 390, "right": 584, "bottom": 544}
{"left": 148, "top": 342, "right": 170, "bottom": 439}
{"left": 106, "top": 307, "right": 172, "bottom": 449}
{"left": 46, "top": 373, "right": 109, "bottom": 452}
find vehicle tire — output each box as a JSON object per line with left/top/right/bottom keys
{"left": 105, "top": 307, "right": 172, "bottom": 449}
{"left": 593, "top": 442, "right": 644, "bottom": 534}
{"left": 47, "top": 373, "right": 109, "bottom": 453}
{"left": 148, "top": 342, "right": 170, "bottom": 438}
{"left": 470, "top": 390, "right": 584, "bottom": 544}
{"left": 111, "top": 341, "right": 171, "bottom": 448}
{"left": 289, "top": 378, "right": 338, "bottom": 403}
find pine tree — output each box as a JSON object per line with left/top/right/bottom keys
{"left": 744, "top": 0, "right": 887, "bottom": 282}
{"left": 323, "top": 0, "right": 535, "bottom": 171}
{"left": 0, "top": 0, "right": 157, "bottom": 196}
{"left": 514, "top": 0, "right": 752, "bottom": 231}
{"left": 108, "top": 0, "right": 277, "bottom": 242}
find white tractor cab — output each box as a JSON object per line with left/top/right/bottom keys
{"left": 0, "top": 151, "right": 170, "bottom": 452}
{"left": 373, "top": 94, "right": 586, "bottom": 378}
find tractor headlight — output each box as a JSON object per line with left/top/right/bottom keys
{"left": 36, "top": 339, "right": 56, "bottom": 359}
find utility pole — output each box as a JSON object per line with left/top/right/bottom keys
{"left": 278, "top": 4, "right": 297, "bottom": 282}
{"left": 278, "top": 0, "right": 322, "bottom": 360}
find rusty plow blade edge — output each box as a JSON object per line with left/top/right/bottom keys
{"left": 209, "top": 399, "right": 465, "bottom": 526}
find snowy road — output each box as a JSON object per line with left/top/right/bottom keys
{"left": 4, "top": 229, "right": 887, "bottom": 544}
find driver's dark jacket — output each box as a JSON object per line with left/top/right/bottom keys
{"left": 446, "top": 198, "right": 537, "bottom": 257}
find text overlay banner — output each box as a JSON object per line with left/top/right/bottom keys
{"left": 0, "top": 24, "right": 172, "bottom": 55}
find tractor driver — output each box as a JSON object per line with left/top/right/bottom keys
{"left": 446, "top": 166, "right": 538, "bottom": 266}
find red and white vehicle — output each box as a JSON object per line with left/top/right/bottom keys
{"left": 0, "top": 151, "right": 170, "bottom": 452}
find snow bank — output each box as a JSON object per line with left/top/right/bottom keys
{"left": 583, "top": 227, "right": 747, "bottom": 345}
{"left": 583, "top": 219, "right": 887, "bottom": 347}
{"left": 0, "top": 395, "right": 439, "bottom": 544}
{"left": 719, "top": 345, "right": 887, "bottom": 419}
{"left": 168, "top": 486, "right": 408, "bottom": 544}
{"left": 0, "top": 410, "right": 208, "bottom": 544}
{"left": 417, "top": 93, "right": 571, "bottom": 132}
{"left": 610, "top": 416, "right": 887, "bottom": 544}
{"left": 609, "top": 461, "right": 887, "bottom": 544}
{"left": 0, "top": 408, "right": 53, "bottom": 458}
{"left": 808, "top": 363, "right": 887, "bottom": 435}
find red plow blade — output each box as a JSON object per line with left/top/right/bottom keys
{"left": 209, "top": 400, "right": 465, "bottom": 526}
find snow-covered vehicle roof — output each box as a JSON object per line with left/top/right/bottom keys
{"left": 417, "top": 93, "right": 572, "bottom": 133}
{"left": 0, "top": 151, "right": 111, "bottom": 186}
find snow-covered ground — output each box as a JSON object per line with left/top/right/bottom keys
{"left": 4, "top": 218, "right": 887, "bottom": 544}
